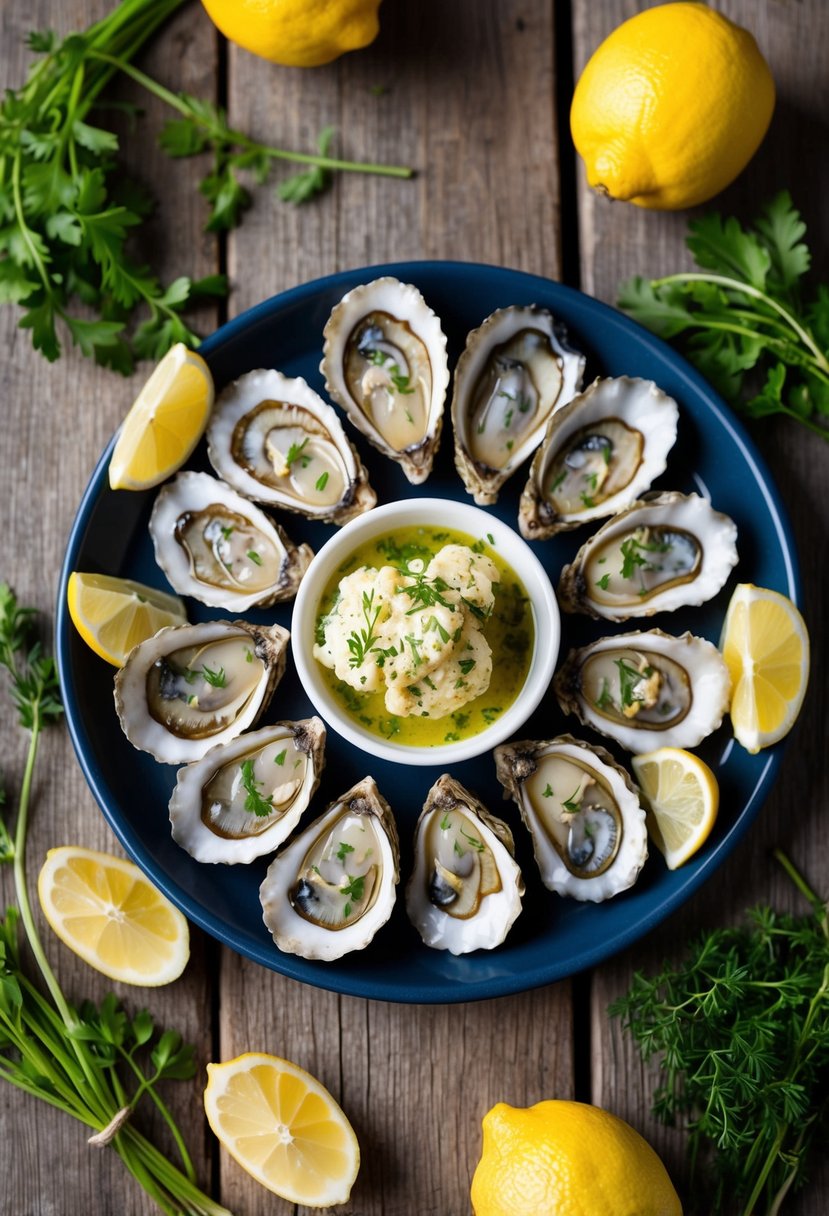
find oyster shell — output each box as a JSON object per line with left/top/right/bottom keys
{"left": 558, "top": 492, "right": 738, "bottom": 620}
{"left": 150, "top": 471, "right": 313, "bottom": 611}
{"left": 259, "top": 776, "right": 399, "bottom": 961}
{"left": 320, "top": 277, "right": 449, "bottom": 484}
{"left": 451, "top": 306, "right": 585, "bottom": 504}
{"left": 168, "top": 718, "right": 326, "bottom": 864}
{"left": 494, "top": 734, "right": 647, "bottom": 901}
{"left": 405, "top": 774, "right": 524, "bottom": 954}
{"left": 206, "top": 369, "right": 375, "bottom": 524}
{"left": 553, "top": 628, "right": 731, "bottom": 753}
{"left": 518, "top": 377, "right": 679, "bottom": 539}
{"left": 114, "top": 619, "right": 289, "bottom": 764}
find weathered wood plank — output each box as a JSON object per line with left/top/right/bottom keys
{"left": 218, "top": 4, "right": 572, "bottom": 1214}
{"left": 573, "top": 2, "right": 829, "bottom": 1212}
{"left": 0, "top": 2, "right": 220, "bottom": 1212}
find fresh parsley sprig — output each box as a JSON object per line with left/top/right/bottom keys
{"left": 619, "top": 193, "right": 829, "bottom": 439}
{"left": 611, "top": 849, "right": 829, "bottom": 1216}
{"left": 0, "top": 584, "right": 228, "bottom": 1216}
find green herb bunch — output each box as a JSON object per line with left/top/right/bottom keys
{"left": 0, "top": 583, "right": 229, "bottom": 1216}
{"left": 0, "top": 0, "right": 413, "bottom": 373}
{"left": 611, "top": 850, "right": 829, "bottom": 1216}
{"left": 619, "top": 193, "right": 829, "bottom": 439}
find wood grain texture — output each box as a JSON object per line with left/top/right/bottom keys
{"left": 0, "top": 3, "right": 220, "bottom": 1212}
{"left": 573, "top": 2, "right": 829, "bottom": 1211}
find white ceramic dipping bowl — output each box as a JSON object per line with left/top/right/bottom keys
{"left": 291, "top": 498, "right": 560, "bottom": 766}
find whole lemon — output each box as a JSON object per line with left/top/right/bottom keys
{"left": 470, "top": 1100, "right": 683, "bottom": 1216}
{"left": 570, "top": 2, "right": 775, "bottom": 210}
{"left": 199, "top": 0, "right": 382, "bottom": 68}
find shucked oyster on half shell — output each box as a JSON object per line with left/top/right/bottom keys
{"left": 518, "top": 376, "right": 679, "bottom": 539}
{"left": 494, "top": 734, "right": 647, "bottom": 902}
{"left": 259, "top": 776, "right": 400, "bottom": 961}
{"left": 168, "top": 718, "right": 326, "bottom": 864}
{"left": 150, "top": 471, "right": 313, "bottom": 611}
{"left": 405, "top": 774, "right": 524, "bottom": 954}
{"left": 553, "top": 628, "right": 731, "bottom": 753}
{"left": 558, "top": 491, "right": 739, "bottom": 621}
{"left": 114, "top": 619, "right": 290, "bottom": 764}
{"left": 206, "top": 369, "right": 376, "bottom": 524}
{"left": 320, "top": 277, "right": 450, "bottom": 484}
{"left": 451, "top": 306, "right": 585, "bottom": 505}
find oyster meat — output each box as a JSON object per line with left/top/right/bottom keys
{"left": 320, "top": 277, "right": 449, "bottom": 484}
{"left": 451, "top": 306, "right": 585, "bottom": 504}
{"left": 553, "top": 628, "right": 731, "bottom": 752}
{"left": 150, "top": 471, "right": 313, "bottom": 611}
{"left": 557, "top": 491, "right": 739, "bottom": 620}
{"left": 169, "top": 718, "right": 326, "bottom": 864}
{"left": 207, "top": 369, "right": 375, "bottom": 524}
{"left": 518, "top": 377, "right": 679, "bottom": 539}
{"left": 114, "top": 619, "right": 289, "bottom": 764}
{"left": 259, "top": 776, "right": 399, "bottom": 961}
{"left": 495, "top": 734, "right": 647, "bottom": 901}
{"left": 405, "top": 774, "right": 524, "bottom": 954}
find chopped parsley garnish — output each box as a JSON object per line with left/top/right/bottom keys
{"left": 220, "top": 525, "right": 234, "bottom": 540}
{"left": 423, "top": 675, "right": 437, "bottom": 690}
{"left": 439, "top": 813, "right": 452, "bottom": 831}
{"left": 619, "top": 534, "right": 672, "bottom": 580}
{"left": 200, "top": 664, "right": 226, "bottom": 688}
{"left": 340, "top": 873, "right": 366, "bottom": 914}
{"left": 549, "top": 470, "right": 566, "bottom": 493}
{"left": 579, "top": 492, "right": 596, "bottom": 508}
{"left": 459, "top": 826, "right": 484, "bottom": 852}
{"left": 504, "top": 407, "right": 514, "bottom": 428}
{"left": 335, "top": 841, "right": 355, "bottom": 862}
{"left": 405, "top": 633, "right": 424, "bottom": 667}
{"left": 505, "top": 439, "right": 514, "bottom": 451}
{"left": 244, "top": 648, "right": 254, "bottom": 663}
{"left": 444, "top": 730, "right": 460, "bottom": 742}
{"left": 561, "top": 785, "right": 583, "bottom": 815}
{"left": 458, "top": 658, "right": 476, "bottom": 675}
{"left": 274, "top": 749, "right": 286, "bottom": 766}
{"left": 596, "top": 573, "right": 611, "bottom": 591}
{"left": 542, "top": 783, "right": 554, "bottom": 797}
{"left": 614, "top": 657, "right": 655, "bottom": 710}
{"left": 240, "top": 759, "right": 273, "bottom": 817}
{"left": 424, "top": 613, "right": 451, "bottom": 643}
{"left": 285, "top": 437, "right": 311, "bottom": 468}
{"left": 246, "top": 549, "right": 263, "bottom": 566}
{"left": 596, "top": 678, "right": 614, "bottom": 711}
{"left": 518, "top": 395, "right": 532, "bottom": 413}
{"left": 481, "top": 706, "right": 502, "bottom": 724}
{"left": 315, "top": 471, "right": 329, "bottom": 492}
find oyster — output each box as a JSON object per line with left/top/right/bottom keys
{"left": 451, "top": 306, "right": 585, "bottom": 504}
{"left": 169, "top": 718, "right": 326, "bottom": 864}
{"left": 494, "top": 734, "right": 647, "bottom": 901}
{"left": 320, "top": 277, "right": 449, "bottom": 484}
{"left": 259, "top": 776, "right": 399, "bottom": 961}
{"left": 558, "top": 492, "right": 738, "bottom": 620}
{"left": 518, "top": 377, "right": 679, "bottom": 539}
{"left": 206, "top": 369, "right": 375, "bottom": 524}
{"left": 150, "top": 471, "right": 313, "bottom": 611}
{"left": 405, "top": 774, "right": 524, "bottom": 954}
{"left": 553, "top": 629, "right": 731, "bottom": 753}
{"left": 114, "top": 619, "right": 289, "bottom": 764}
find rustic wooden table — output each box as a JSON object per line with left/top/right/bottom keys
{"left": 1, "top": 2, "right": 827, "bottom": 1213}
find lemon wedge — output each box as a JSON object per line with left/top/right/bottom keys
{"left": 204, "top": 1053, "right": 360, "bottom": 1207}
{"left": 719, "top": 583, "right": 810, "bottom": 754}
{"left": 37, "top": 847, "right": 189, "bottom": 986}
{"left": 632, "top": 748, "right": 719, "bottom": 870}
{"left": 67, "top": 572, "right": 187, "bottom": 667}
{"left": 108, "top": 343, "right": 214, "bottom": 491}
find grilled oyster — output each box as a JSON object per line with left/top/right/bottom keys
{"left": 553, "top": 629, "right": 731, "bottom": 752}
{"left": 150, "top": 471, "right": 313, "bottom": 611}
{"left": 451, "top": 306, "right": 585, "bottom": 504}
{"left": 168, "top": 718, "right": 326, "bottom": 864}
{"left": 320, "top": 277, "right": 449, "bottom": 484}
{"left": 206, "top": 369, "right": 375, "bottom": 524}
{"left": 405, "top": 774, "right": 524, "bottom": 954}
{"left": 518, "top": 377, "right": 679, "bottom": 539}
{"left": 114, "top": 619, "right": 289, "bottom": 764}
{"left": 558, "top": 492, "right": 738, "bottom": 620}
{"left": 259, "top": 776, "right": 399, "bottom": 961}
{"left": 495, "top": 734, "right": 647, "bottom": 901}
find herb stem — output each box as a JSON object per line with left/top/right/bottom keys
{"left": 772, "top": 847, "right": 827, "bottom": 924}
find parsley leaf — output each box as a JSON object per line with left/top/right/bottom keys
{"left": 240, "top": 759, "right": 273, "bottom": 817}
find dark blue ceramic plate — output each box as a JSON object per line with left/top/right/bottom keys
{"left": 56, "top": 262, "right": 800, "bottom": 1004}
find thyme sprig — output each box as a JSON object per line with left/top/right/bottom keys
{"left": 611, "top": 850, "right": 829, "bottom": 1216}
{"left": 346, "top": 589, "right": 384, "bottom": 669}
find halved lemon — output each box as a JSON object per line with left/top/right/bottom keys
{"left": 204, "top": 1053, "right": 360, "bottom": 1208}
{"left": 719, "top": 583, "right": 810, "bottom": 754}
{"left": 38, "top": 847, "right": 189, "bottom": 986}
{"left": 108, "top": 342, "right": 214, "bottom": 490}
{"left": 632, "top": 747, "right": 719, "bottom": 870}
{"left": 67, "top": 572, "right": 187, "bottom": 667}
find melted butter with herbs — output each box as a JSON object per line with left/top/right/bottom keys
{"left": 316, "top": 526, "right": 534, "bottom": 746}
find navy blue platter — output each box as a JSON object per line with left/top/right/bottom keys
{"left": 56, "top": 262, "right": 800, "bottom": 1004}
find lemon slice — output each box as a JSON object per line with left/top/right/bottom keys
{"left": 719, "top": 583, "right": 810, "bottom": 754}
{"left": 37, "top": 847, "right": 189, "bottom": 986}
{"left": 108, "top": 343, "right": 214, "bottom": 490}
{"left": 632, "top": 747, "right": 719, "bottom": 870}
{"left": 67, "top": 571, "right": 187, "bottom": 667}
{"left": 204, "top": 1053, "right": 360, "bottom": 1208}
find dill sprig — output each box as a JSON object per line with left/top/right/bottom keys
{"left": 346, "top": 588, "right": 384, "bottom": 669}
{"left": 610, "top": 849, "right": 829, "bottom": 1216}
